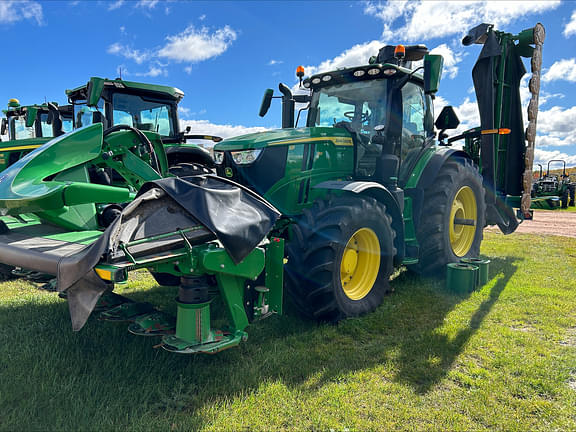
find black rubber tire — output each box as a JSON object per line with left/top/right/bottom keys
{"left": 284, "top": 195, "right": 396, "bottom": 321}
{"left": 168, "top": 162, "right": 213, "bottom": 177}
{"left": 409, "top": 157, "right": 486, "bottom": 275}
{"left": 150, "top": 271, "right": 180, "bottom": 286}
{"left": 561, "top": 188, "right": 569, "bottom": 209}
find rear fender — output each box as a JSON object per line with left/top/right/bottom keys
{"left": 314, "top": 180, "right": 405, "bottom": 264}
{"left": 410, "top": 149, "right": 470, "bottom": 229}
{"left": 166, "top": 146, "right": 215, "bottom": 168}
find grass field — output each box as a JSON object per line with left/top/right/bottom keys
{"left": 1, "top": 232, "right": 575, "bottom": 431}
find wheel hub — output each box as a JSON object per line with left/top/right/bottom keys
{"left": 340, "top": 228, "right": 380, "bottom": 300}
{"left": 449, "top": 186, "right": 477, "bottom": 257}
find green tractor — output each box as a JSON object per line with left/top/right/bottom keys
{"left": 213, "top": 22, "right": 545, "bottom": 320}
{"left": 531, "top": 160, "right": 575, "bottom": 209}
{"left": 66, "top": 77, "right": 219, "bottom": 174}
{"left": 0, "top": 23, "right": 544, "bottom": 354}
{"left": 0, "top": 99, "right": 73, "bottom": 170}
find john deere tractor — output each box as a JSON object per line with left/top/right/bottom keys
{"left": 0, "top": 99, "right": 73, "bottom": 170}
{"left": 66, "top": 77, "right": 218, "bottom": 174}
{"left": 0, "top": 23, "right": 544, "bottom": 354}
{"left": 531, "top": 160, "right": 575, "bottom": 209}
{"left": 213, "top": 23, "right": 545, "bottom": 320}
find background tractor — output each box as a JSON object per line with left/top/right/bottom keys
{"left": 0, "top": 99, "right": 73, "bottom": 170}
{"left": 214, "top": 23, "right": 545, "bottom": 321}
{"left": 66, "top": 77, "right": 219, "bottom": 175}
{"left": 531, "top": 160, "right": 575, "bottom": 209}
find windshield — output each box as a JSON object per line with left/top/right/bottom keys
{"left": 74, "top": 99, "right": 105, "bottom": 128}
{"left": 39, "top": 113, "right": 52, "bottom": 137}
{"left": 8, "top": 115, "right": 34, "bottom": 140}
{"left": 112, "top": 93, "right": 175, "bottom": 137}
{"left": 308, "top": 79, "right": 389, "bottom": 138}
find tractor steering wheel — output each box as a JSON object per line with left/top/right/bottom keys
{"left": 344, "top": 111, "right": 369, "bottom": 122}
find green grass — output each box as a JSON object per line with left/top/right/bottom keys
{"left": 0, "top": 232, "right": 575, "bottom": 431}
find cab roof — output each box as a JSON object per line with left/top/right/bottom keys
{"left": 66, "top": 77, "right": 184, "bottom": 101}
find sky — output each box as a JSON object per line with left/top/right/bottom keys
{"left": 1, "top": 0, "right": 575, "bottom": 167}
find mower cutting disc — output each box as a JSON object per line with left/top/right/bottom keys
{"left": 99, "top": 302, "right": 156, "bottom": 322}
{"left": 128, "top": 311, "right": 176, "bottom": 336}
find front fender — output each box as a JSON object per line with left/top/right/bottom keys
{"left": 314, "top": 180, "right": 405, "bottom": 264}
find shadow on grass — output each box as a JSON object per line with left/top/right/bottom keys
{"left": 0, "top": 255, "right": 520, "bottom": 429}
{"left": 393, "top": 255, "right": 521, "bottom": 393}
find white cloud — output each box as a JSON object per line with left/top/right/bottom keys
{"left": 180, "top": 119, "right": 268, "bottom": 142}
{"left": 303, "top": 40, "right": 383, "bottom": 76}
{"left": 536, "top": 106, "right": 576, "bottom": 147}
{"left": 107, "top": 43, "right": 150, "bottom": 64}
{"left": 108, "top": 0, "right": 124, "bottom": 11}
{"left": 542, "top": 58, "right": 576, "bottom": 83}
{"left": 268, "top": 59, "right": 283, "bottom": 66}
{"left": 429, "top": 44, "right": 462, "bottom": 79}
{"left": 365, "top": 0, "right": 560, "bottom": 42}
{"left": 0, "top": 0, "right": 43, "bottom": 25}
{"left": 564, "top": 10, "right": 576, "bottom": 37}
{"left": 158, "top": 25, "right": 237, "bottom": 63}
{"left": 534, "top": 148, "right": 576, "bottom": 167}
{"left": 134, "top": 66, "right": 167, "bottom": 78}
{"left": 136, "top": 0, "right": 160, "bottom": 9}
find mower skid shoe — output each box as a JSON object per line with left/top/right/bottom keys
{"left": 161, "top": 330, "right": 247, "bottom": 354}
{"left": 99, "top": 302, "right": 156, "bottom": 322}
{"left": 128, "top": 311, "right": 176, "bottom": 336}
{"left": 93, "top": 291, "right": 133, "bottom": 313}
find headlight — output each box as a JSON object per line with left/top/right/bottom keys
{"left": 230, "top": 149, "right": 262, "bottom": 165}
{"left": 213, "top": 150, "right": 224, "bottom": 165}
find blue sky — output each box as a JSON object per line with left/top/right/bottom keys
{"left": 1, "top": 0, "right": 575, "bottom": 166}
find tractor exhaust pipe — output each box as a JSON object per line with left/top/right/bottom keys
{"left": 279, "top": 83, "right": 295, "bottom": 129}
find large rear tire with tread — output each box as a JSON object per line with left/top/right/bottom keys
{"left": 285, "top": 195, "right": 396, "bottom": 321}
{"left": 409, "top": 157, "right": 485, "bottom": 275}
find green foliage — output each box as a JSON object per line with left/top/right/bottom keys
{"left": 0, "top": 233, "right": 575, "bottom": 431}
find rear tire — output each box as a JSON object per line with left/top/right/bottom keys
{"left": 284, "top": 195, "right": 396, "bottom": 321}
{"left": 569, "top": 184, "right": 575, "bottom": 207}
{"left": 409, "top": 157, "right": 485, "bottom": 275}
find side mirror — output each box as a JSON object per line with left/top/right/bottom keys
{"left": 87, "top": 77, "right": 105, "bottom": 107}
{"left": 25, "top": 107, "right": 38, "bottom": 128}
{"left": 92, "top": 111, "right": 104, "bottom": 124}
{"left": 435, "top": 106, "right": 460, "bottom": 130}
{"left": 424, "top": 54, "right": 443, "bottom": 95}
{"left": 259, "top": 89, "right": 274, "bottom": 117}
{"left": 0, "top": 118, "right": 6, "bottom": 135}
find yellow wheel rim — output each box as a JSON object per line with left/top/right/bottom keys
{"left": 449, "top": 186, "right": 477, "bottom": 257}
{"left": 340, "top": 228, "right": 380, "bottom": 300}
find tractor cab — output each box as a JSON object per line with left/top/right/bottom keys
{"left": 2, "top": 99, "right": 73, "bottom": 141}
{"left": 214, "top": 45, "right": 446, "bottom": 215}
{"left": 302, "top": 46, "right": 438, "bottom": 187}
{"left": 66, "top": 77, "right": 218, "bottom": 169}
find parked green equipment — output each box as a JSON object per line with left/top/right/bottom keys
{"left": 0, "top": 99, "right": 73, "bottom": 170}
{"left": 214, "top": 22, "right": 544, "bottom": 320}
{"left": 531, "top": 160, "right": 575, "bottom": 209}
{"left": 66, "top": 77, "right": 219, "bottom": 173}
{"left": 0, "top": 23, "right": 544, "bottom": 354}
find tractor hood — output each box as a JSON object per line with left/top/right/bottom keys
{"left": 0, "top": 123, "right": 108, "bottom": 214}
{"left": 215, "top": 127, "right": 353, "bottom": 151}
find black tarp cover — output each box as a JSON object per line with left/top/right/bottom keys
{"left": 58, "top": 175, "right": 280, "bottom": 330}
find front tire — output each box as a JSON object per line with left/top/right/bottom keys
{"left": 285, "top": 195, "right": 396, "bottom": 321}
{"left": 410, "top": 157, "right": 485, "bottom": 275}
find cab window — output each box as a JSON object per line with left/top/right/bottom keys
{"left": 112, "top": 93, "right": 175, "bottom": 137}
{"left": 401, "top": 82, "right": 426, "bottom": 157}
